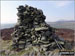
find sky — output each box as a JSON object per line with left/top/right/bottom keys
{"left": 1, "top": 0, "right": 74, "bottom": 24}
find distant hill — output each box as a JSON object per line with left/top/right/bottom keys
{"left": 47, "top": 21, "right": 75, "bottom": 30}
{"left": 1, "top": 24, "right": 15, "bottom": 29}
{"left": 1, "top": 21, "right": 75, "bottom": 30}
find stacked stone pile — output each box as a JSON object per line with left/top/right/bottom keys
{"left": 11, "top": 5, "right": 71, "bottom": 51}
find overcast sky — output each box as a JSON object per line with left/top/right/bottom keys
{"left": 1, "top": 0, "right": 74, "bottom": 24}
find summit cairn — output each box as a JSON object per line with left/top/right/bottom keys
{"left": 12, "top": 5, "right": 69, "bottom": 51}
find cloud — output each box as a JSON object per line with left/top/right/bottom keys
{"left": 54, "top": 1, "right": 73, "bottom": 7}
